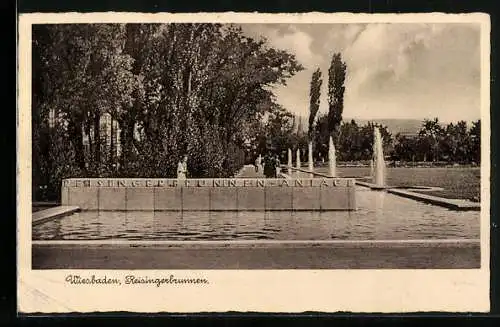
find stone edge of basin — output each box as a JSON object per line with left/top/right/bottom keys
{"left": 32, "top": 206, "right": 81, "bottom": 226}
{"left": 355, "top": 181, "right": 480, "bottom": 211}
{"left": 32, "top": 239, "right": 481, "bottom": 249}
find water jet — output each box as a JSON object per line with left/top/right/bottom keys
{"left": 296, "top": 149, "right": 301, "bottom": 178}
{"left": 329, "top": 136, "right": 336, "bottom": 178}
{"left": 372, "top": 127, "right": 387, "bottom": 190}
{"left": 308, "top": 141, "right": 314, "bottom": 177}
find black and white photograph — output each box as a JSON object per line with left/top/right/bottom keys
{"left": 18, "top": 12, "right": 490, "bottom": 313}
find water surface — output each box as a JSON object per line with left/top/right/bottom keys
{"left": 33, "top": 188, "right": 480, "bottom": 241}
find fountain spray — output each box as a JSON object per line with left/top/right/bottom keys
{"left": 329, "top": 136, "right": 336, "bottom": 177}
{"left": 296, "top": 149, "right": 301, "bottom": 177}
{"left": 372, "top": 127, "right": 386, "bottom": 187}
{"left": 308, "top": 141, "right": 314, "bottom": 174}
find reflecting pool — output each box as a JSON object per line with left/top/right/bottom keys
{"left": 33, "top": 187, "right": 480, "bottom": 241}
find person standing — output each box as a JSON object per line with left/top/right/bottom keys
{"left": 177, "top": 155, "right": 188, "bottom": 180}
{"left": 263, "top": 153, "right": 274, "bottom": 178}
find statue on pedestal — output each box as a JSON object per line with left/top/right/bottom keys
{"left": 177, "top": 155, "right": 188, "bottom": 180}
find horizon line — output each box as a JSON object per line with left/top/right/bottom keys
{"left": 291, "top": 115, "right": 481, "bottom": 123}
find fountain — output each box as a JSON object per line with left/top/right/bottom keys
{"left": 296, "top": 149, "right": 301, "bottom": 178}
{"left": 372, "top": 127, "right": 386, "bottom": 188}
{"left": 328, "top": 136, "right": 336, "bottom": 177}
{"left": 308, "top": 141, "right": 314, "bottom": 177}
{"left": 288, "top": 148, "right": 292, "bottom": 169}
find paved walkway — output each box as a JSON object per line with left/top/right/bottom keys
{"left": 235, "top": 164, "right": 265, "bottom": 178}
{"left": 32, "top": 242, "right": 480, "bottom": 269}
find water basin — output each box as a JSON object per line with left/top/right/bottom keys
{"left": 33, "top": 188, "right": 479, "bottom": 241}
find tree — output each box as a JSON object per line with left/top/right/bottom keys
{"left": 265, "top": 104, "right": 296, "bottom": 156}
{"left": 313, "top": 118, "right": 392, "bottom": 162}
{"left": 119, "top": 23, "right": 160, "bottom": 175}
{"left": 337, "top": 120, "right": 361, "bottom": 161}
{"left": 393, "top": 134, "right": 419, "bottom": 162}
{"left": 37, "top": 24, "right": 137, "bottom": 173}
{"left": 32, "top": 24, "right": 54, "bottom": 200}
{"left": 441, "top": 121, "right": 469, "bottom": 162}
{"left": 32, "top": 24, "right": 137, "bottom": 198}
{"left": 119, "top": 23, "right": 303, "bottom": 178}
{"left": 308, "top": 68, "right": 322, "bottom": 139}
{"left": 418, "top": 118, "right": 445, "bottom": 161}
{"left": 313, "top": 114, "right": 330, "bottom": 161}
{"left": 327, "top": 53, "right": 347, "bottom": 143}
{"left": 32, "top": 23, "right": 304, "bottom": 200}
{"left": 440, "top": 122, "right": 456, "bottom": 162}
{"left": 469, "top": 119, "right": 481, "bottom": 164}
{"left": 358, "top": 122, "right": 392, "bottom": 161}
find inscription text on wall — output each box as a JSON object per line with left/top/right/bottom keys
{"left": 62, "top": 178, "right": 355, "bottom": 188}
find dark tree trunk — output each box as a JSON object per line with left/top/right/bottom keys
{"left": 119, "top": 120, "right": 135, "bottom": 172}
{"left": 110, "top": 117, "right": 115, "bottom": 169}
{"left": 68, "top": 119, "right": 86, "bottom": 171}
{"left": 93, "top": 114, "right": 101, "bottom": 169}
{"left": 85, "top": 118, "right": 92, "bottom": 163}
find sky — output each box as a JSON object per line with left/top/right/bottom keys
{"left": 239, "top": 23, "right": 482, "bottom": 123}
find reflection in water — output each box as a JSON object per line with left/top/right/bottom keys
{"left": 33, "top": 188, "right": 480, "bottom": 241}
{"left": 373, "top": 191, "right": 385, "bottom": 239}
{"left": 374, "top": 191, "right": 385, "bottom": 212}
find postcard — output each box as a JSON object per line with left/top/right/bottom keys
{"left": 18, "top": 12, "right": 490, "bottom": 313}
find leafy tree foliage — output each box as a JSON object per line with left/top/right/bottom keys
{"left": 32, "top": 23, "right": 303, "bottom": 201}
{"left": 313, "top": 116, "right": 392, "bottom": 162}
{"left": 469, "top": 120, "right": 481, "bottom": 163}
{"left": 313, "top": 116, "right": 479, "bottom": 165}
{"left": 393, "top": 118, "right": 481, "bottom": 164}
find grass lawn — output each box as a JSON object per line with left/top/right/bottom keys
{"left": 314, "top": 166, "right": 481, "bottom": 202}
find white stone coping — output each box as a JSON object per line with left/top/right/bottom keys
{"left": 354, "top": 181, "right": 480, "bottom": 211}
{"left": 32, "top": 238, "right": 480, "bottom": 249}
{"left": 32, "top": 206, "right": 80, "bottom": 226}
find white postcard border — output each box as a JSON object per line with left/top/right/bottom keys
{"left": 17, "top": 12, "right": 491, "bottom": 313}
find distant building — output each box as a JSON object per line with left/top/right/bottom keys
{"left": 396, "top": 131, "right": 419, "bottom": 139}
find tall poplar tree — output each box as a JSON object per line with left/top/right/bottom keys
{"left": 308, "top": 68, "right": 322, "bottom": 140}
{"left": 327, "top": 53, "right": 347, "bottom": 142}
